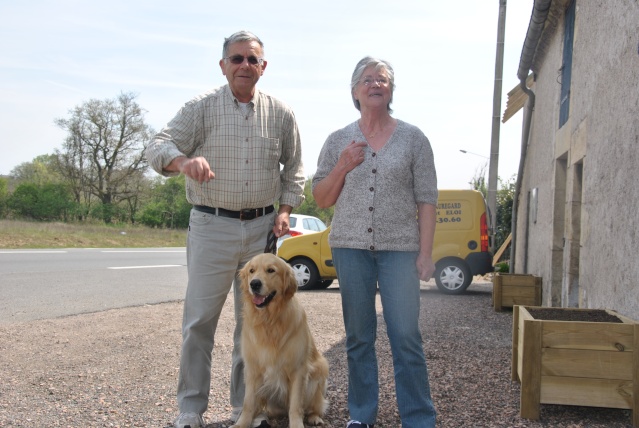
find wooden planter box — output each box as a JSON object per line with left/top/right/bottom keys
{"left": 512, "top": 305, "right": 639, "bottom": 427}
{"left": 492, "top": 273, "right": 542, "bottom": 311}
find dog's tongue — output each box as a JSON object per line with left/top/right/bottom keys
{"left": 252, "top": 294, "right": 267, "bottom": 306}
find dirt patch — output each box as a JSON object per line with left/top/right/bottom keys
{"left": 527, "top": 308, "right": 623, "bottom": 323}
{"left": 1, "top": 284, "right": 634, "bottom": 427}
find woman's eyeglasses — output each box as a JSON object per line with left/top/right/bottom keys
{"left": 224, "top": 55, "right": 264, "bottom": 66}
{"left": 360, "top": 78, "right": 389, "bottom": 87}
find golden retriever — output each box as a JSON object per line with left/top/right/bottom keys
{"left": 232, "top": 253, "right": 329, "bottom": 428}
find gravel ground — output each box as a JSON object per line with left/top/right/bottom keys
{"left": 0, "top": 280, "right": 634, "bottom": 428}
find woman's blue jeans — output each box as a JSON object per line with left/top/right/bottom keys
{"left": 332, "top": 248, "right": 436, "bottom": 428}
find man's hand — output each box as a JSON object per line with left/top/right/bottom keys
{"left": 273, "top": 211, "right": 291, "bottom": 238}
{"left": 272, "top": 205, "right": 295, "bottom": 238}
{"left": 175, "top": 156, "right": 215, "bottom": 183}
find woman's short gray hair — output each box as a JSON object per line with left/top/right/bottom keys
{"left": 222, "top": 31, "right": 264, "bottom": 58}
{"left": 350, "top": 56, "right": 395, "bottom": 113}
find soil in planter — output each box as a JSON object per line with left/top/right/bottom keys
{"left": 527, "top": 308, "right": 623, "bottom": 323}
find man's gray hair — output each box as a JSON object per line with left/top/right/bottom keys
{"left": 350, "top": 56, "right": 395, "bottom": 113}
{"left": 223, "top": 31, "right": 264, "bottom": 58}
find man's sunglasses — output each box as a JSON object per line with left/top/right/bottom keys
{"left": 224, "top": 55, "right": 264, "bottom": 66}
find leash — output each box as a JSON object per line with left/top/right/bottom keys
{"left": 264, "top": 231, "right": 277, "bottom": 255}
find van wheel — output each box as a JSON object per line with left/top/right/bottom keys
{"left": 289, "top": 258, "right": 319, "bottom": 290}
{"left": 434, "top": 259, "right": 472, "bottom": 295}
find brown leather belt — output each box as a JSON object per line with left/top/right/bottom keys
{"left": 193, "top": 205, "right": 274, "bottom": 221}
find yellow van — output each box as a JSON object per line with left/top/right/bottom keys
{"left": 277, "top": 189, "right": 494, "bottom": 294}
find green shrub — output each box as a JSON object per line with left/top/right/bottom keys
{"left": 495, "top": 262, "right": 510, "bottom": 273}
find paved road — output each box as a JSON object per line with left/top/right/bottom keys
{"left": 0, "top": 248, "right": 188, "bottom": 324}
{"left": 0, "top": 247, "right": 492, "bottom": 325}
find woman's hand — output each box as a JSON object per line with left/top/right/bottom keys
{"left": 417, "top": 204, "right": 437, "bottom": 281}
{"left": 313, "top": 140, "right": 367, "bottom": 209}
{"left": 338, "top": 140, "right": 368, "bottom": 173}
{"left": 416, "top": 253, "right": 436, "bottom": 282}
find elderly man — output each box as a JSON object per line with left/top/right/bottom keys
{"left": 145, "top": 30, "right": 305, "bottom": 428}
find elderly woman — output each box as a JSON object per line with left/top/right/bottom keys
{"left": 312, "top": 57, "right": 438, "bottom": 428}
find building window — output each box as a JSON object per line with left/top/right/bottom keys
{"left": 559, "top": 0, "right": 576, "bottom": 128}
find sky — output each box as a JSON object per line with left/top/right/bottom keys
{"left": 0, "top": 0, "right": 533, "bottom": 189}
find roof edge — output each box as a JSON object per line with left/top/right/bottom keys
{"left": 517, "top": 0, "right": 553, "bottom": 81}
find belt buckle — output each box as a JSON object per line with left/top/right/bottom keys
{"left": 240, "top": 209, "right": 255, "bottom": 220}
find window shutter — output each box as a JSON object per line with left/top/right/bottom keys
{"left": 559, "top": 0, "right": 576, "bottom": 128}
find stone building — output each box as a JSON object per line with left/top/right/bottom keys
{"left": 503, "top": 0, "right": 639, "bottom": 318}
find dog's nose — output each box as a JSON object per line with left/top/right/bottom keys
{"left": 250, "top": 279, "right": 262, "bottom": 292}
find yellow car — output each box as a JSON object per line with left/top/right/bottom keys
{"left": 278, "top": 189, "right": 494, "bottom": 293}
{"left": 277, "top": 227, "right": 335, "bottom": 290}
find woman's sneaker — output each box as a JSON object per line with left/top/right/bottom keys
{"left": 174, "top": 412, "right": 204, "bottom": 428}
{"left": 346, "top": 420, "right": 374, "bottom": 427}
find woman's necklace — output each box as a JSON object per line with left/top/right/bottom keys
{"left": 363, "top": 121, "right": 388, "bottom": 139}
{"left": 368, "top": 125, "right": 384, "bottom": 139}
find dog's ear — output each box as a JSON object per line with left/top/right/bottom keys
{"left": 239, "top": 261, "right": 250, "bottom": 287}
{"left": 283, "top": 263, "right": 298, "bottom": 299}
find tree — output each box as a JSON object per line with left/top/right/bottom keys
{"left": 468, "top": 166, "right": 514, "bottom": 257}
{"left": 7, "top": 183, "right": 37, "bottom": 218}
{"left": 7, "top": 182, "right": 76, "bottom": 221}
{"left": 54, "top": 92, "right": 153, "bottom": 223}
{"left": 0, "top": 177, "right": 8, "bottom": 218}
{"left": 468, "top": 162, "right": 489, "bottom": 194}
{"left": 10, "top": 155, "right": 62, "bottom": 186}
{"left": 137, "top": 175, "right": 190, "bottom": 229}
{"left": 295, "top": 176, "right": 334, "bottom": 225}
{"left": 495, "top": 175, "right": 515, "bottom": 253}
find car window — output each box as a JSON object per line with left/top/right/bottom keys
{"left": 316, "top": 219, "right": 327, "bottom": 231}
{"left": 289, "top": 215, "right": 327, "bottom": 232}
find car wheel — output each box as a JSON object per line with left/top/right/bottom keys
{"left": 434, "top": 258, "right": 472, "bottom": 295}
{"left": 316, "top": 279, "right": 334, "bottom": 289}
{"left": 288, "top": 257, "right": 320, "bottom": 290}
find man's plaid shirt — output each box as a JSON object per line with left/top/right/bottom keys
{"left": 146, "top": 84, "right": 305, "bottom": 211}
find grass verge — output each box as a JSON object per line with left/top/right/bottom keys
{"left": 0, "top": 220, "right": 187, "bottom": 249}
